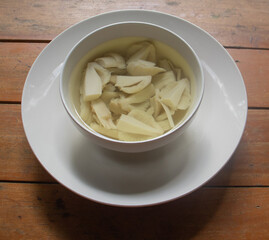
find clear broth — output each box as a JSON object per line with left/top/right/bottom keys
{"left": 69, "top": 37, "right": 196, "bottom": 129}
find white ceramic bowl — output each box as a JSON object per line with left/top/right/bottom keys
{"left": 60, "top": 21, "right": 204, "bottom": 152}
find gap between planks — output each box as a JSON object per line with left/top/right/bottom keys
{"left": 1, "top": 180, "right": 269, "bottom": 188}
{"left": 1, "top": 101, "right": 269, "bottom": 110}
{"left": 0, "top": 101, "right": 21, "bottom": 105}
{"left": 1, "top": 39, "right": 269, "bottom": 51}
{"left": 0, "top": 39, "right": 50, "bottom": 43}
{"left": 248, "top": 106, "right": 269, "bottom": 110}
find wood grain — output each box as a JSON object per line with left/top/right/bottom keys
{"left": 1, "top": 104, "right": 268, "bottom": 186}
{"left": 0, "top": 42, "right": 47, "bottom": 102}
{"left": 0, "top": 104, "right": 54, "bottom": 182}
{"left": 1, "top": 43, "right": 269, "bottom": 107}
{"left": 228, "top": 48, "right": 269, "bottom": 108}
{"left": 0, "top": 1, "right": 268, "bottom": 239}
{"left": 0, "top": 0, "right": 268, "bottom": 48}
{"left": 208, "top": 109, "right": 269, "bottom": 186}
{"left": 0, "top": 183, "right": 268, "bottom": 239}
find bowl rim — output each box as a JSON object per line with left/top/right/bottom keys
{"left": 60, "top": 21, "right": 205, "bottom": 145}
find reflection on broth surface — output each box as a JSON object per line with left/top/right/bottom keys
{"left": 69, "top": 37, "right": 196, "bottom": 141}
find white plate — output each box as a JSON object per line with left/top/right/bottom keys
{"left": 22, "top": 10, "right": 247, "bottom": 207}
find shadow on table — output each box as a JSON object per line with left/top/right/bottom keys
{"left": 34, "top": 183, "right": 228, "bottom": 239}
{"left": 34, "top": 167, "right": 234, "bottom": 240}
{"left": 35, "top": 127, "right": 242, "bottom": 239}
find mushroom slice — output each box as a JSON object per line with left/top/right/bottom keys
{"left": 127, "top": 45, "right": 150, "bottom": 64}
{"left": 103, "top": 83, "right": 116, "bottom": 92}
{"left": 156, "top": 112, "right": 168, "bottom": 121}
{"left": 87, "top": 62, "right": 111, "bottom": 87}
{"left": 117, "top": 100, "right": 151, "bottom": 114}
{"left": 109, "top": 98, "right": 127, "bottom": 115}
{"left": 115, "top": 75, "right": 151, "bottom": 88}
{"left": 177, "top": 90, "right": 192, "bottom": 110}
{"left": 109, "top": 75, "right": 117, "bottom": 84}
{"left": 115, "top": 75, "right": 151, "bottom": 94}
{"left": 118, "top": 132, "right": 152, "bottom": 141}
{"left": 91, "top": 99, "right": 116, "bottom": 129}
{"left": 177, "top": 79, "right": 191, "bottom": 110}
{"left": 101, "top": 91, "right": 119, "bottom": 105}
{"left": 152, "top": 71, "right": 176, "bottom": 90}
{"left": 146, "top": 43, "right": 157, "bottom": 63}
{"left": 158, "top": 59, "right": 175, "bottom": 71}
{"left": 160, "top": 78, "right": 189, "bottom": 111}
{"left": 101, "top": 83, "right": 119, "bottom": 104}
{"left": 126, "top": 84, "right": 155, "bottom": 104}
{"left": 121, "top": 78, "right": 151, "bottom": 94}
{"left": 82, "top": 63, "right": 102, "bottom": 101}
{"left": 117, "top": 114, "right": 163, "bottom": 136}
{"left": 108, "top": 67, "right": 127, "bottom": 75}
{"left": 149, "top": 88, "right": 162, "bottom": 118}
{"left": 79, "top": 95, "right": 93, "bottom": 124}
{"left": 95, "top": 53, "right": 126, "bottom": 69}
{"left": 146, "top": 106, "right": 154, "bottom": 115}
{"left": 131, "top": 100, "right": 150, "bottom": 111}
{"left": 90, "top": 123, "right": 118, "bottom": 139}
{"left": 159, "top": 101, "right": 175, "bottom": 128}
{"left": 128, "top": 109, "right": 163, "bottom": 134}
{"left": 127, "top": 60, "right": 165, "bottom": 76}
{"left": 175, "top": 68, "right": 182, "bottom": 81}
{"left": 157, "top": 119, "right": 172, "bottom": 132}
{"left": 127, "top": 42, "right": 156, "bottom": 63}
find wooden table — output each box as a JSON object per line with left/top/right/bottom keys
{"left": 1, "top": 0, "right": 268, "bottom": 239}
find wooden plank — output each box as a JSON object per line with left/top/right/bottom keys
{"left": 208, "top": 109, "right": 269, "bottom": 186}
{"left": 0, "top": 0, "right": 268, "bottom": 48}
{"left": 228, "top": 48, "right": 269, "bottom": 108}
{"left": 0, "top": 183, "right": 268, "bottom": 239}
{"left": 0, "top": 42, "right": 47, "bottom": 102}
{"left": 0, "top": 104, "right": 268, "bottom": 186}
{"left": 0, "top": 104, "right": 54, "bottom": 182}
{"left": 1, "top": 43, "right": 269, "bottom": 108}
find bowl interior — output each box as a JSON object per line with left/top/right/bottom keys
{"left": 60, "top": 22, "right": 204, "bottom": 145}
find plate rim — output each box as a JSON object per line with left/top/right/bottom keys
{"left": 21, "top": 9, "right": 248, "bottom": 207}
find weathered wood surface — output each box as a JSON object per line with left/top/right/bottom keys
{"left": 228, "top": 48, "right": 269, "bottom": 108}
{"left": 1, "top": 42, "right": 269, "bottom": 108}
{"left": 0, "top": 104, "right": 53, "bottom": 182}
{"left": 1, "top": 1, "right": 269, "bottom": 239}
{"left": 0, "top": 183, "right": 268, "bottom": 239}
{"left": 0, "top": 0, "right": 268, "bottom": 48}
{"left": 208, "top": 109, "right": 269, "bottom": 186}
{"left": 0, "top": 43, "right": 47, "bottom": 102}
{"left": 1, "top": 104, "right": 268, "bottom": 186}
